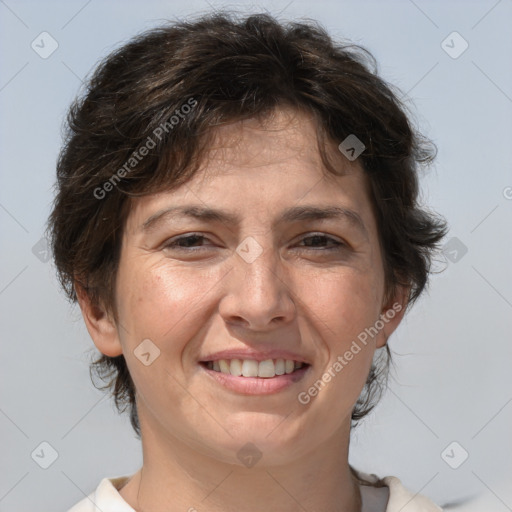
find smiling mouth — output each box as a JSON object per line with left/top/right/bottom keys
{"left": 200, "top": 358, "right": 309, "bottom": 378}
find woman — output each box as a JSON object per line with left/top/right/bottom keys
{"left": 49, "top": 11, "right": 447, "bottom": 512}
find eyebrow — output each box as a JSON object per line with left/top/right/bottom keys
{"left": 141, "top": 204, "right": 368, "bottom": 238}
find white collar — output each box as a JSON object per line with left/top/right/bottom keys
{"left": 67, "top": 472, "right": 442, "bottom": 512}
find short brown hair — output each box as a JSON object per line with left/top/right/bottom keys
{"left": 48, "top": 11, "right": 447, "bottom": 438}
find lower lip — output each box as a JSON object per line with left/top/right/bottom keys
{"left": 200, "top": 364, "right": 310, "bottom": 395}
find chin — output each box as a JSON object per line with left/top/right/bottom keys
{"left": 203, "top": 414, "right": 311, "bottom": 464}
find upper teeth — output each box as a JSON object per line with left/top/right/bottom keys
{"left": 207, "top": 359, "right": 304, "bottom": 378}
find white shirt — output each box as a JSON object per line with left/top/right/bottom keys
{"left": 67, "top": 471, "right": 443, "bottom": 512}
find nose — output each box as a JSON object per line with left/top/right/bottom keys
{"left": 218, "top": 243, "right": 296, "bottom": 331}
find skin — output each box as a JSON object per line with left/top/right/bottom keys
{"left": 78, "top": 106, "right": 408, "bottom": 512}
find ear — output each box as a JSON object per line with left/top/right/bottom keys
{"left": 75, "top": 281, "right": 123, "bottom": 357}
{"left": 375, "top": 285, "right": 410, "bottom": 349}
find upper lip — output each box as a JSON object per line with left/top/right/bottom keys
{"left": 199, "top": 348, "right": 311, "bottom": 365}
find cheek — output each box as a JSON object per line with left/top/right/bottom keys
{"left": 297, "top": 271, "right": 380, "bottom": 421}
{"left": 306, "top": 267, "right": 383, "bottom": 341}
{"left": 114, "top": 261, "right": 211, "bottom": 404}
{"left": 305, "top": 269, "right": 382, "bottom": 387}
{"left": 116, "top": 259, "right": 209, "bottom": 346}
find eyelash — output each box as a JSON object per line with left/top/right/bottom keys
{"left": 163, "top": 233, "right": 345, "bottom": 252}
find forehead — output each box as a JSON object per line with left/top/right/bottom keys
{"left": 124, "top": 106, "right": 375, "bottom": 234}
{"left": 197, "top": 106, "right": 353, "bottom": 181}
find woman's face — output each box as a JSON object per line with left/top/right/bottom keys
{"left": 95, "top": 107, "right": 404, "bottom": 466}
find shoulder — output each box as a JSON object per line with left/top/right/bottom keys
{"left": 66, "top": 475, "right": 135, "bottom": 512}
{"left": 381, "top": 475, "right": 443, "bottom": 511}
{"left": 355, "top": 470, "right": 443, "bottom": 512}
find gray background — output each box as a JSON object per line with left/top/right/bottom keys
{"left": 1, "top": 0, "right": 511, "bottom": 510}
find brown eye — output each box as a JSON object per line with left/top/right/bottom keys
{"left": 298, "top": 234, "right": 345, "bottom": 250}
{"left": 163, "top": 234, "right": 212, "bottom": 250}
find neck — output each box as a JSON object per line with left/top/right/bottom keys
{"left": 120, "top": 415, "right": 361, "bottom": 512}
